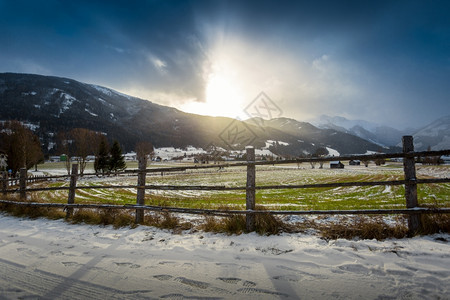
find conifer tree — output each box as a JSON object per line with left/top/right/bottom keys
{"left": 109, "top": 140, "right": 126, "bottom": 173}
{"left": 94, "top": 137, "right": 109, "bottom": 175}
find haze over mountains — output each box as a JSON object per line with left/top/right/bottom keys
{"left": 310, "top": 115, "right": 411, "bottom": 148}
{"left": 310, "top": 114, "right": 450, "bottom": 151}
{"left": 0, "top": 73, "right": 448, "bottom": 156}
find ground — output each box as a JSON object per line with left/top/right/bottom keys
{"left": 0, "top": 214, "right": 449, "bottom": 299}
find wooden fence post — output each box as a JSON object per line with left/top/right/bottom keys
{"left": 2, "top": 172, "right": 7, "bottom": 197}
{"left": 19, "top": 168, "right": 27, "bottom": 201}
{"left": 246, "top": 146, "right": 256, "bottom": 232}
{"left": 136, "top": 157, "right": 147, "bottom": 224}
{"left": 66, "top": 164, "right": 78, "bottom": 218}
{"left": 402, "top": 136, "right": 421, "bottom": 235}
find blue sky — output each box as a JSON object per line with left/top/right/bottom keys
{"left": 1, "top": 0, "right": 449, "bottom": 129}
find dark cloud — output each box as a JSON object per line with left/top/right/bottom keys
{"left": 1, "top": 0, "right": 449, "bottom": 128}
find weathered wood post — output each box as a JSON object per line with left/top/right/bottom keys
{"left": 2, "top": 172, "right": 7, "bottom": 197}
{"left": 135, "top": 157, "right": 147, "bottom": 224}
{"left": 402, "top": 136, "right": 421, "bottom": 235}
{"left": 19, "top": 168, "right": 27, "bottom": 200}
{"left": 246, "top": 146, "right": 256, "bottom": 232}
{"left": 66, "top": 164, "right": 78, "bottom": 218}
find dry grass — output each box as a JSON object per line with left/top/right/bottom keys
{"left": 419, "top": 213, "right": 450, "bottom": 234}
{"left": 0, "top": 194, "right": 65, "bottom": 220}
{"left": 70, "top": 208, "right": 136, "bottom": 229}
{"left": 141, "top": 211, "right": 193, "bottom": 232}
{"left": 200, "top": 206, "right": 291, "bottom": 235}
{"left": 0, "top": 196, "right": 448, "bottom": 238}
{"left": 318, "top": 215, "right": 409, "bottom": 240}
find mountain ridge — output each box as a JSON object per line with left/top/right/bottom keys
{"left": 1, "top": 73, "right": 403, "bottom": 156}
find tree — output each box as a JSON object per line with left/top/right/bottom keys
{"left": 0, "top": 121, "right": 43, "bottom": 173}
{"left": 70, "top": 128, "right": 98, "bottom": 175}
{"left": 56, "top": 131, "right": 73, "bottom": 175}
{"left": 361, "top": 158, "right": 370, "bottom": 167}
{"left": 109, "top": 140, "right": 126, "bottom": 174}
{"left": 94, "top": 137, "right": 109, "bottom": 175}
{"left": 313, "top": 147, "right": 329, "bottom": 169}
{"left": 135, "top": 141, "right": 154, "bottom": 166}
{"left": 423, "top": 145, "right": 442, "bottom": 165}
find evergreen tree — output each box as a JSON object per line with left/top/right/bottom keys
{"left": 94, "top": 138, "right": 109, "bottom": 175}
{"left": 109, "top": 140, "right": 126, "bottom": 173}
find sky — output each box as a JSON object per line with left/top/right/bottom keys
{"left": 1, "top": 0, "right": 449, "bottom": 129}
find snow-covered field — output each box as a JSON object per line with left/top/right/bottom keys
{"left": 0, "top": 214, "right": 448, "bottom": 299}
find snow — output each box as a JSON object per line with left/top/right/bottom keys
{"left": 90, "top": 84, "right": 132, "bottom": 100}
{"left": 22, "top": 122, "right": 40, "bottom": 131}
{"left": 325, "top": 147, "right": 340, "bottom": 157}
{"left": 265, "top": 140, "right": 290, "bottom": 147}
{"left": 365, "top": 150, "right": 378, "bottom": 155}
{"left": 91, "top": 84, "right": 113, "bottom": 96}
{"left": 58, "top": 93, "right": 77, "bottom": 115}
{"left": 153, "top": 146, "right": 206, "bottom": 160}
{"left": 0, "top": 214, "right": 448, "bottom": 299}
{"left": 85, "top": 108, "right": 98, "bottom": 117}
{"left": 47, "top": 141, "right": 56, "bottom": 151}
{"left": 255, "top": 149, "right": 277, "bottom": 156}
{"left": 22, "top": 91, "right": 37, "bottom": 96}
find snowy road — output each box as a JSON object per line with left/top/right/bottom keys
{"left": 0, "top": 214, "right": 449, "bottom": 299}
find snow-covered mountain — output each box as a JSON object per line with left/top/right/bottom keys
{"left": 408, "top": 115, "right": 450, "bottom": 151}
{"left": 0, "top": 73, "right": 401, "bottom": 156}
{"left": 310, "top": 115, "right": 412, "bottom": 147}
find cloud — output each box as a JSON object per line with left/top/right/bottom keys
{"left": 0, "top": 0, "right": 449, "bottom": 128}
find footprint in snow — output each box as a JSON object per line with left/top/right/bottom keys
{"left": 217, "top": 277, "right": 241, "bottom": 284}
{"left": 114, "top": 262, "right": 141, "bottom": 268}
{"left": 154, "top": 274, "right": 173, "bottom": 281}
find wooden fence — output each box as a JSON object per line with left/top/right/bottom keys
{"left": 1, "top": 136, "right": 450, "bottom": 235}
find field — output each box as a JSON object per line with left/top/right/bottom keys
{"left": 31, "top": 161, "right": 450, "bottom": 211}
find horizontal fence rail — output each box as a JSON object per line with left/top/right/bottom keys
{"left": 0, "top": 199, "right": 449, "bottom": 217}
{"left": 4, "top": 178, "right": 449, "bottom": 194}
{"left": 1, "top": 136, "right": 449, "bottom": 235}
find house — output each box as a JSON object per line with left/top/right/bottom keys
{"left": 330, "top": 161, "right": 344, "bottom": 169}
{"left": 124, "top": 152, "right": 137, "bottom": 161}
{"left": 349, "top": 160, "right": 360, "bottom": 166}
{"left": 49, "top": 156, "right": 61, "bottom": 162}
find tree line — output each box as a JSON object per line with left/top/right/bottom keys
{"left": 0, "top": 121, "right": 154, "bottom": 176}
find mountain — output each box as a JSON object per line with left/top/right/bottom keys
{"left": 310, "top": 115, "right": 411, "bottom": 147}
{"left": 0, "top": 73, "right": 395, "bottom": 156}
{"left": 245, "top": 117, "right": 396, "bottom": 156}
{"left": 408, "top": 115, "right": 450, "bottom": 151}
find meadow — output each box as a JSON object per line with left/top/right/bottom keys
{"left": 32, "top": 161, "right": 450, "bottom": 212}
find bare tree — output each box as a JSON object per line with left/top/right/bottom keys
{"left": 70, "top": 128, "right": 98, "bottom": 175}
{"left": 313, "top": 147, "right": 328, "bottom": 169}
{"left": 361, "top": 158, "right": 370, "bottom": 167}
{"left": 135, "top": 142, "right": 154, "bottom": 166}
{"left": 56, "top": 131, "right": 73, "bottom": 175}
{"left": 0, "top": 121, "right": 43, "bottom": 173}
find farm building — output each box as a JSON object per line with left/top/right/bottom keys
{"left": 349, "top": 160, "right": 361, "bottom": 166}
{"left": 330, "top": 161, "right": 344, "bottom": 169}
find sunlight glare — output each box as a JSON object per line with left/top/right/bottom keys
{"left": 182, "top": 56, "right": 246, "bottom": 118}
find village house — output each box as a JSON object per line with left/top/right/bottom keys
{"left": 330, "top": 161, "right": 345, "bottom": 169}
{"left": 349, "top": 160, "right": 361, "bottom": 166}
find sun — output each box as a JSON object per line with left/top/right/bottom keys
{"left": 182, "top": 59, "right": 246, "bottom": 118}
